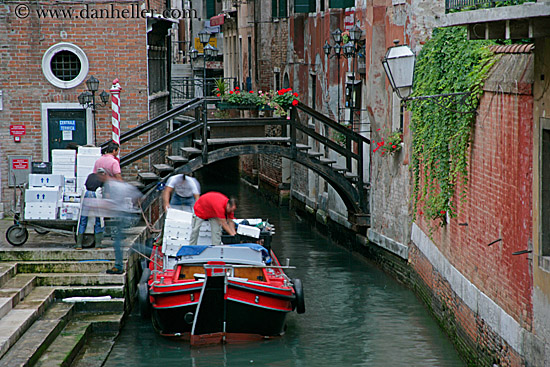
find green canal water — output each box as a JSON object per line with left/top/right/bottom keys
{"left": 104, "top": 178, "right": 464, "bottom": 366}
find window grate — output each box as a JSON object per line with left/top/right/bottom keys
{"left": 50, "top": 50, "right": 81, "bottom": 81}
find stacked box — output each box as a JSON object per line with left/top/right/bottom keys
{"left": 64, "top": 177, "right": 77, "bottom": 193}
{"left": 28, "top": 174, "right": 64, "bottom": 187}
{"left": 24, "top": 203, "right": 57, "bottom": 220}
{"left": 52, "top": 149, "right": 76, "bottom": 178}
{"left": 59, "top": 202, "right": 80, "bottom": 220}
{"left": 77, "top": 148, "right": 101, "bottom": 190}
{"left": 162, "top": 209, "right": 213, "bottom": 255}
{"left": 24, "top": 186, "right": 62, "bottom": 220}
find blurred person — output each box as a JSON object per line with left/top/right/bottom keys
{"left": 93, "top": 142, "right": 122, "bottom": 180}
{"left": 162, "top": 173, "right": 200, "bottom": 213}
{"left": 75, "top": 168, "right": 107, "bottom": 250}
{"left": 189, "top": 192, "right": 237, "bottom": 246}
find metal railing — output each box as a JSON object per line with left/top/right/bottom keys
{"left": 446, "top": 0, "right": 534, "bottom": 13}
{"left": 171, "top": 77, "right": 238, "bottom": 105}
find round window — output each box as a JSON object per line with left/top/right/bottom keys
{"left": 42, "top": 43, "right": 89, "bottom": 89}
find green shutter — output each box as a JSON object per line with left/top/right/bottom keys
{"left": 329, "top": 0, "right": 354, "bottom": 8}
{"left": 295, "top": 0, "right": 313, "bottom": 13}
{"left": 279, "top": 0, "right": 287, "bottom": 16}
{"left": 207, "top": 0, "right": 215, "bottom": 18}
{"left": 272, "top": 0, "right": 278, "bottom": 17}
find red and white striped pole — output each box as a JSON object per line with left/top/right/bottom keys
{"left": 110, "top": 79, "right": 122, "bottom": 146}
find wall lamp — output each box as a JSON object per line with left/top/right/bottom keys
{"left": 78, "top": 75, "right": 110, "bottom": 145}
{"left": 381, "top": 40, "right": 473, "bottom": 112}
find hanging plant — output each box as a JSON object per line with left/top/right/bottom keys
{"left": 373, "top": 129, "right": 403, "bottom": 156}
{"left": 409, "top": 27, "right": 497, "bottom": 226}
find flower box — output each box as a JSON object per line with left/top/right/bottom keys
{"left": 216, "top": 102, "right": 259, "bottom": 110}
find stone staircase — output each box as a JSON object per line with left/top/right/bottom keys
{"left": 0, "top": 225, "right": 146, "bottom": 366}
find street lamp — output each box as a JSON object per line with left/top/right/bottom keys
{"left": 78, "top": 75, "right": 109, "bottom": 145}
{"left": 324, "top": 28, "right": 345, "bottom": 123}
{"left": 343, "top": 26, "right": 363, "bottom": 130}
{"left": 381, "top": 40, "right": 472, "bottom": 107}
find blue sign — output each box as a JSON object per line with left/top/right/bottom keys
{"left": 59, "top": 120, "right": 76, "bottom": 131}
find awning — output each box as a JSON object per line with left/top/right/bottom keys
{"left": 210, "top": 14, "right": 224, "bottom": 26}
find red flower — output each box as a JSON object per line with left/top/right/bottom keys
{"left": 249, "top": 90, "right": 254, "bottom": 93}
{"left": 230, "top": 91, "right": 234, "bottom": 94}
{"left": 216, "top": 93, "right": 221, "bottom": 97}
{"left": 278, "top": 90, "right": 284, "bottom": 95}
{"left": 419, "top": 210, "right": 423, "bottom": 215}
{"left": 293, "top": 92, "right": 298, "bottom": 97}
{"left": 235, "top": 87, "right": 239, "bottom": 90}
{"left": 377, "top": 128, "right": 381, "bottom": 131}
{"left": 440, "top": 210, "right": 446, "bottom": 215}
{"left": 392, "top": 145, "right": 396, "bottom": 149}
{"left": 292, "top": 99, "right": 298, "bottom": 106}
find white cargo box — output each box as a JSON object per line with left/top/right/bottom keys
{"left": 78, "top": 146, "right": 101, "bottom": 156}
{"left": 28, "top": 174, "right": 64, "bottom": 187}
{"left": 77, "top": 155, "right": 100, "bottom": 167}
{"left": 237, "top": 224, "right": 260, "bottom": 239}
{"left": 24, "top": 203, "right": 57, "bottom": 220}
{"left": 25, "top": 186, "right": 62, "bottom": 203}
{"left": 52, "top": 149, "right": 76, "bottom": 164}
{"left": 63, "top": 192, "right": 81, "bottom": 203}
{"left": 59, "top": 202, "right": 80, "bottom": 220}
{"left": 76, "top": 166, "right": 94, "bottom": 178}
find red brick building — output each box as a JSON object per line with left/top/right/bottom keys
{"left": 0, "top": 0, "right": 173, "bottom": 213}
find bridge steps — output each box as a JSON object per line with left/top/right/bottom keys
{"left": 153, "top": 164, "right": 174, "bottom": 178}
{"left": 180, "top": 147, "right": 202, "bottom": 159}
{"left": 166, "top": 155, "right": 188, "bottom": 168}
{"left": 193, "top": 137, "right": 290, "bottom": 146}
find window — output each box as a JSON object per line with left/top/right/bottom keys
{"left": 295, "top": 0, "right": 315, "bottom": 13}
{"left": 148, "top": 45, "right": 167, "bottom": 94}
{"left": 50, "top": 51, "right": 81, "bottom": 82}
{"left": 272, "top": 0, "right": 287, "bottom": 17}
{"left": 42, "top": 43, "right": 89, "bottom": 89}
{"left": 541, "top": 118, "right": 550, "bottom": 256}
{"left": 329, "top": 0, "right": 354, "bottom": 8}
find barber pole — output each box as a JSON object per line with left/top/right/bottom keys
{"left": 110, "top": 79, "right": 122, "bottom": 145}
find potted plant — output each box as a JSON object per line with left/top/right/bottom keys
{"left": 373, "top": 129, "right": 403, "bottom": 156}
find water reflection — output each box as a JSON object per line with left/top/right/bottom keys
{"left": 104, "top": 178, "right": 464, "bottom": 366}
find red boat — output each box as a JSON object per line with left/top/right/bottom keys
{"left": 138, "top": 210, "right": 305, "bottom": 345}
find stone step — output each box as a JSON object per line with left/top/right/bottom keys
{"left": 319, "top": 157, "right": 337, "bottom": 165}
{"left": 331, "top": 165, "right": 348, "bottom": 173}
{"left": 152, "top": 164, "right": 174, "bottom": 178}
{"left": 166, "top": 155, "right": 188, "bottom": 168}
{"left": 0, "top": 249, "right": 117, "bottom": 262}
{"left": 295, "top": 143, "right": 311, "bottom": 151}
{"left": 16, "top": 261, "right": 118, "bottom": 274}
{"left": 307, "top": 151, "right": 324, "bottom": 158}
{"left": 0, "top": 274, "right": 37, "bottom": 319}
{"left": 64, "top": 298, "right": 125, "bottom": 314}
{"left": 0, "top": 286, "right": 56, "bottom": 359}
{"left": 36, "top": 312, "right": 124, "bottom": 367}
{"left": 137, "top": 172, "right": 159, "bottom": 184}
{"left": 71, "top": 334, "right": 116, "bottom": 367}
{"left": 0, "top": 301, "right": 74, "bottom": 367}
{"left": 127, "top": 180, "right": 145, "bottom": 191}
{"left": 0, "top": 263, "right": 17, "bottom": 288}
{"left": 180, "top": 147, "right": 202, "bottom": 158}
{"left": 34, "top": 273, "right": 125, "bottom": 287}
{"left": 344, "top": 172, "right": 359, "bottom": 181}
{"left": 54, "top": 285, "right": 125, "bottom": 300}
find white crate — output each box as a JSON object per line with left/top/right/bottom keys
{"left": 24, "top": 203, "right": 57, "bottom": 220}
{"left": 28, "top": 174, "right": 64, "bottom": 187}
{"left": 25, "top": 187, "right": 62, "bottom": 203}
{"left": 78, "top": 146, "right": 101, "bottom": 156}
{"left": 77, "top": 155, "right": 100, "bottom": 167}
{"left": 52, "top": 150, "right": 76, "bottom": 164}
{"left": 63, "top": 192, "right": 81, "bottom": 203}
{"left": 76, "top": 166, "right": 94, "bottom": 177}
{"left": 237, "top": 224, "right": 260, "bottom": 239}
{"left": 59, "top": 202, "right": 80, "bottom": 220}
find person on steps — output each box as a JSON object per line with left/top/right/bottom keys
{"left": 75, "top": 169, "right": 107, "bottom": 250}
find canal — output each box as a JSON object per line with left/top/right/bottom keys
{"left": 104, "top": 171, "right": 464, "bottom": 366}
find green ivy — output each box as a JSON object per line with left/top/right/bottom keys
{"left": 409, "top": 27, "right": 496, "bottom": 225}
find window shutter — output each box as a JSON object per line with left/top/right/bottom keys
{"left": 279, "top": 0, "right": 287, "bottom": 17}
{"left": 206, "top": 0, "right": 216, "bottom": 18}
{"left": 272, "top": 0, "right": 278, "bottom": 17}
{"left": 329, "top": 0, "right": 354, "bottom": 8}
{"left": 295, "top": 0, "right": 314, "bottom": 13}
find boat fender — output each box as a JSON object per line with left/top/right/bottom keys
{"left": 138, "top": 268, "right": 151, "bottom": 319}
{"left": 292, "top": 278, "right": 305, "bottom": 314}
{"left": 184, "top": 312, "right": 195, "bottom": 325}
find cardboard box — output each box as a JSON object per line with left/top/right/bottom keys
{"left": 25, "top": 187, "right": 62, "bottom": 203}
{"left": 24, "top": 203, "right": 57, "bottom": 220}
{"left": 28, "top": 174, "right": 64, "bottom": 187}
{"left": 59, "top": 202, "right": 80, "bottom": 220}
{"left": 77, "top": 155, "right": 100, "bottom": 167}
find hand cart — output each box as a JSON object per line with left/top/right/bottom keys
{"left": 5, "top": 184, "right": 79, "bottom": 247}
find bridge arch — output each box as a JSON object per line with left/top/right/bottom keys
{"left": 169, "top": 144, "right": 362, "bottom": 215}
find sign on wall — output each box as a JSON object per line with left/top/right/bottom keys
{"left": 194, "top": 38, "right": 218, "bottom": 54}
{"left": 8, "top": 155, "right": 32, "bottom": 187}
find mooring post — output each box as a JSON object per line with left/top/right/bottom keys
{"left": 290, "top": 107, "right": 297, "bottom": 160}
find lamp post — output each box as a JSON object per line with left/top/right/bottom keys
{"left": 342, "top": 24, "right": 363, "bottom": 131}
{"left": 78, "top": 75, "right": 109, "bottom": 146}
{"left": 323, "top": 28, "right": 344, "bottom": 123}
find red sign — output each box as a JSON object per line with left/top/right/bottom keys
{"left": 12, "top": 159, "right": 29, "bottom": 170}
{"left": 344, "top": 11, "right": 354, "bottom": 31}
{"left": 10, "top": 125, "right": 26, "bottom": 136}
{"left": 210, "top": 14, "right": 224, "bottom": 26}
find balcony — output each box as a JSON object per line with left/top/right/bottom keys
{"left": 439, "top": 1, "right": 550, "bottom": 40}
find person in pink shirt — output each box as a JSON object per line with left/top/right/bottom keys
{"left": 93, "top": 142, "right": 122, "bottom": 181}
{"left": 189, "top": 192, "right": 237, "bottom": 246}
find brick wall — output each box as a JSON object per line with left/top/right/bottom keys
{"left": 0, "top": 1, "right": 168, "bottom": 206}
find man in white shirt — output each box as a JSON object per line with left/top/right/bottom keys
{"left": 162, "top": 174, "right": 200, "bottom": 212}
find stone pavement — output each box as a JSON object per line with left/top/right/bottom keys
{"left": 0, "top": 216, "right": 76, "bottom": 249}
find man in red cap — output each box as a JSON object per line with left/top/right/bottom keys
{"left": 189, "top": 192, "right": 237, "bottom": 246}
